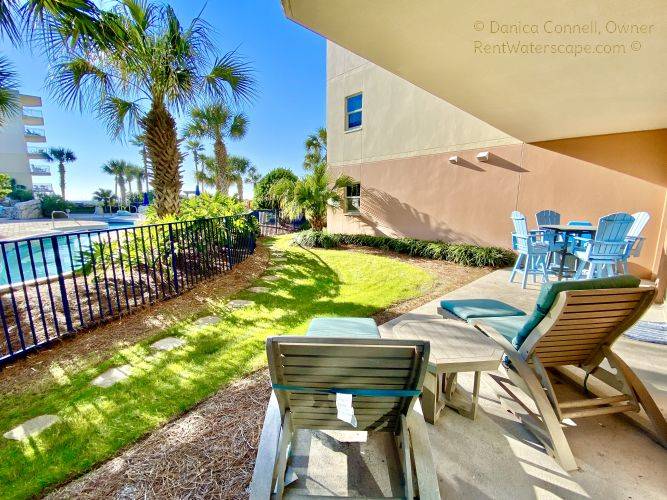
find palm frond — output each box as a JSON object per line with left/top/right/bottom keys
{"left": 205, "top": 51, "right": 257, "bottom": 105}
{"left": 100, "top": 96, "right": 141, "bottom": 137}
{"left": 0, "top": 56, "right": 19, "bottom": 126}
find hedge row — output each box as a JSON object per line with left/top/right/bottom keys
{"left": 292, "top": 230, "right": 516, "bottom": 268}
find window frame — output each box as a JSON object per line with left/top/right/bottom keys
{"left": 345, "top": 92, "right": 363, "bottom": 131}
{"left": 345, "top": 183, "right": 361, "bottom": 214}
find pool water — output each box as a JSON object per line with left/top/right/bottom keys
{"left": 0, "top": 222, "right": 137, "bottom": 286}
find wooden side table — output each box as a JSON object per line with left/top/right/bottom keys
{"left": 392, "top": 318, "right": 503, "bottom": 424}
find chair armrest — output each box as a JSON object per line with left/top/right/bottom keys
{"left": 471, "top": 320, "right": 516, "bottom": 352}
{"left": 570, "top": 236, "right": 591, "bottom": 243}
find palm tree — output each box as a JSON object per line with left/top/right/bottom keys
{"left": 130, "top": 134, "right": 149, "bottom": 195}
{"left": 304, "top": 127, "right": 327, "bottom": 170}
{"left": 185, "top": 139, "right": 204, "bottom": 193}
{"left": 92, "top": 187, "right": 115, "bottom": 211}
{"left": 126, "top": 165, "right": 144, "bottom": 196}
{"left": 49, "top": 2, "right": 255, "bottom": 217}
{"left": 195, "top": 153, "right": 226, "bottom": 194}
{"left": 46, "top": 147, "right": 76, "bottom": 199}
{"left": 184, "top": 103, "right": 248, "bottom": 194}
{"left": 245, "top": 165, "right": 262, "bottom": 189}
{"left": 101, "top": 159, "right": 131, "bottom": 206}
{"left": 0, "top": 56, "right": 19, "bottom": 126}
{"left": 269, "top": 164, "right": 355, "bottom": 231}
{"left": 227, "top": 155, "right": 253, "bottom": 200}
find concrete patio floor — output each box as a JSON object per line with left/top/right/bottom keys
{"left": 284, "top": 269, "right": 667, "bottom": 499}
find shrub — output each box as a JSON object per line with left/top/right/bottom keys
{"left": 293, "top": 229, "right": 340, "bottom": 249}
{"left": 294, "top": 231, "right": 516, "bottom": 268}
{"left": 145, "top": 193, "right": 259, "bottom": 235}
{"left": 0, "top": 174, "right": 13, "bottom": 199}
{"left": 252, "top": 168, "right": 297, "bottom": 210}
{"left": 40, "top": 194, "right": 74, "bottom": 217}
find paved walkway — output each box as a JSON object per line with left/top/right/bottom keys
{"left": 285, "top": 269, "right": 667, "bottom": 499}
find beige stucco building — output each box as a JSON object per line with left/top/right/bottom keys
{"left": 283, "top": 1, "right": 667, "bottom": 292}
{"left": 0, "top": 94, "right": 52, "bottom": 194}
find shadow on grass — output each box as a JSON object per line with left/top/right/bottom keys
{"left": 0, "top": 240, "right": 426, "bottom": 499}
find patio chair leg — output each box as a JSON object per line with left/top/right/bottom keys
{"left": 521, "top": 258, "right": 529, "bottom": 289}
{"left": 541, "top": 258, "right": 549, "bottom": 283}
{"left": 509, "top": 254, "right": 523, "bottom": 283}
{"left": 604, "top": 349, "right": 667, "bottom": 447}
{"left": 273, "top": 413, "right": 294, "bottom": 498}
{"left": 509, "top": 360, "right": 578, "bottom": 471}
{"left": 574, "top": 260, "right": 585, "bottom": 280}
{"left": 397, "top": 415, "right": 415, "bottom": 499}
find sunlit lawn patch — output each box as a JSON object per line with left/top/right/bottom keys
{"left": 0, "top": 235, "right": 432, "bottom": 499}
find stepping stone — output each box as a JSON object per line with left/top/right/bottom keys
{"left": 194, "top": 316, "right": 221, "bottom": 327}
{"left": 263, "top": 275, "right": 280, "bottom": 282}
{"left": 91, "top": 365, "right": 133, "bottom": 388}
{"left": 228, "top": 299, "right": 253, "bottom": 309}
{"left": 150, "top": 337, "right": 185, "bottom": 351}
{"left": 249, "top": 286, "right": 270, "bottom": 293}
{"left": 4, "top": 415, "right": 60, "bottom": 441}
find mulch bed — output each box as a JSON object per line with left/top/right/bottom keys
{"left": 48, "top": 369, "right": 272, "bottom": 500}
{"left": 46, "top": 247, "right": 491, "bottom": 499}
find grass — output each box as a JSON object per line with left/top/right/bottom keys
{"left": 0, "top": 235, "right": 432, "bottom": 499}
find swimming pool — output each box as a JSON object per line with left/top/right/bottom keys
{"left": 0, "top": 222, "right": 137, "bottom": 286}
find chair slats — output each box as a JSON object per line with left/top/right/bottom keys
{"left": 283, "top": 366, "right": 411, "bottom": 377}
{"left": 279, "top": 344, "right": 417, "bottom": 358}
{"left": 281, "top": 356, "right": 415, "bottom": 368}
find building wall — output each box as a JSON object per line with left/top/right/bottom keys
{"left": 326, "top": 43, "right": 667, "bottom": 283}
{"left": 0, "top": 106, "right": 32, "bottom": 189}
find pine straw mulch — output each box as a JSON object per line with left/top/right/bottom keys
{"left": 47, "top": 247, "right": 491, "bottom": 499}
{"left": 0, "top": 244, "right": 271, "bottom": 397}
{"left": 47, "top": 369, "right": 272, "bottom": 500}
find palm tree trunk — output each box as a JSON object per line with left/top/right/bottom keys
{"left": 142, "top": 102, "right": 182, "bottom": 216}
{"left": 236, "top": 178, "right": 244, "bottom": 200}
{"left": 136, "top": 177, "right": 142, "bottom": 194}
{"left": 119, "top": 177, "right": 127, "bottom": 206}
{"left": 59, "top": 161, "right": 66, "bottom": 199}
{"left": 213, "top": 134, "right": 228, "bottom": 195}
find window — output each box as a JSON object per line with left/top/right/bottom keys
{"left": 346, "top": 183, "right": 361, "bottom": 213}
{"left": 345, "top": 93, "right": 362, "bottom": 130}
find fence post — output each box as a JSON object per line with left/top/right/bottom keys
{"left": 51, "top": 235, "right": 74, "bottom": 333}
{"left": 168, "top": 223, "right": 179, "bottom": 294}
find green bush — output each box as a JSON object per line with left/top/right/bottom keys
{"left": 252, "top": 168, "right": 297, "bottom": 210}
{"left": 145, "top": 193, "right": 259, "bottom": 235}
{"left": 294, "top": 231, "right": 516, "bottom": 268}
{"left": 0, "top": 174, "right": 11, "bottom": 199}
{"left": 40, "top": 194, "right": 75, "bottom": 217}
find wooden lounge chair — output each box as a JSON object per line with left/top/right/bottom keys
{"left": 471, "top": 277, "right": 667, "bottom": 471}
{"left": 250, "top": 336, "right": 440, "bottom": 499}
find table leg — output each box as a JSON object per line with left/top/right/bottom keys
{"left": 558, "top": 245, "right": 567, "bottom": 280}
{"left": 421, "top": 371, "right": 439, "bottom": 424}
{"left": 471, "top": 371, "right": 481, "bottom": 420}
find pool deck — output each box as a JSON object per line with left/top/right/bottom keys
{"left": 0, "top": 219, "right": 109, "bottom": 241}
{"left": 283, "top": 269, "right": 667, "bottom": 499}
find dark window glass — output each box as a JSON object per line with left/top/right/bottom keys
{"left": 346, "top": 184, "right": 361, "bottom": 197}
{"left": 346, "top": 93, "right": 362, "bottom": 112}
{"left": 347, "top": 111, "right": 362, "bottom": 129}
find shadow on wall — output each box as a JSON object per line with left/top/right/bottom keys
{"left": 485, "top": 153, "right": 528, "bottom": 173}
{"left": 531, "top": 129, "right": 667, "bottom": 187}
{"left": 353, "top": 187, "right": 487, "bottom": 246}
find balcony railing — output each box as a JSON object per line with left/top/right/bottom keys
{"left": 25, "top": 127, "right": 46, "bottom": 138}
{"left": 32, "top": 183, "right": 54, "bottom": 194}
{"left": 27, "top": 146, "right": 49, "bottom": 157}
{"left": 30, "top": 165, "right": 51, "bottom": 176}
{"left": 23, "top": 108, "right": 43, "bottom": 118}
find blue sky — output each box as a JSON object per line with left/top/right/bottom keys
{"left": 0, "top": 0, "right": 325, "bottom": 200}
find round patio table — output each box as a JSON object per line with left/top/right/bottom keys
{"left": 540, "top": 224, "right": 597, "bottom": 280}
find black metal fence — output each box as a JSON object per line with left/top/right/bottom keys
{"left": 253, "top": 209, "right": 305, "bottom": 235}
{"left": 0, "top": 215, "right": 256, "bottom": 366}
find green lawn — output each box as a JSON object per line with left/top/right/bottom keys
{"left": 0, "top": 235, "right": 432, "bottom": 499}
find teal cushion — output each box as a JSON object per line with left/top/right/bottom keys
{"left": 513, "top": 274, "right": 641, "bottom": 349}
{"left": 475, "top": 315, "right": 533, "bottom": 343}
{"left": 440, "top": 299, "right": 526, "bottom": 320}
{"left": 306, "top": 317, "right": 380, "bottom": 339}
